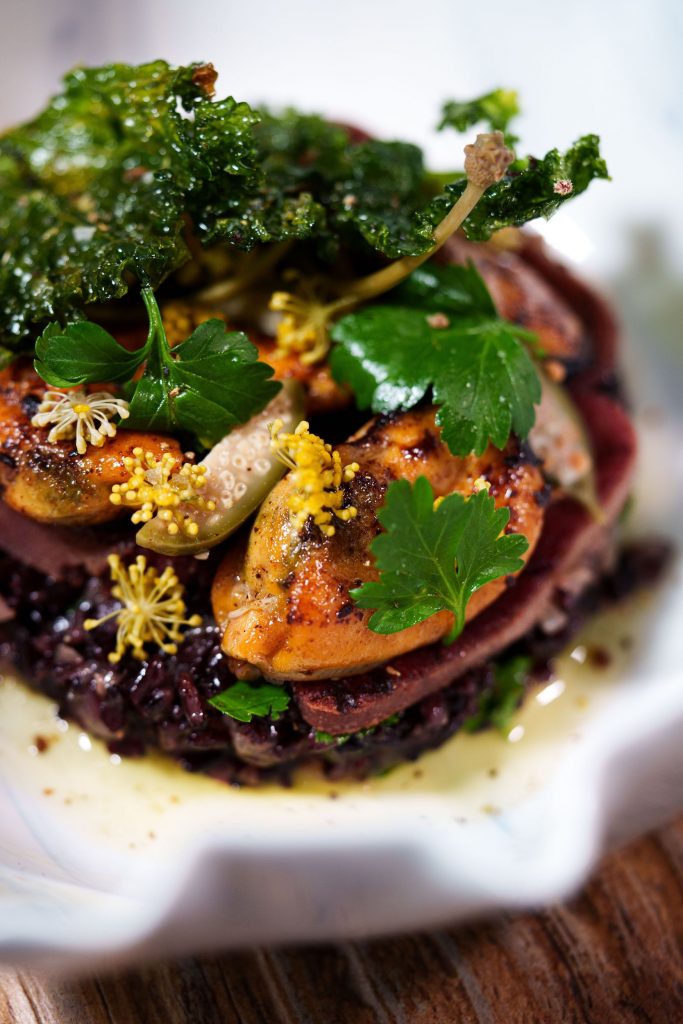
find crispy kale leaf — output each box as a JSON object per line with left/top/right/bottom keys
{"left": 192, "top": 107, "right": 326, "bottom": 250}
{"left": 351, "top": 478, "right": 529, "bottom": 643}
{"left": 0, "top": 61, "right": 266, "bottom": 344}
{"left": 252, "top": 111, "right": 430, "bottom": 259}
{"left": 324, "top": 139, "right": 428, "bottom": 259}
{"left": 0, "top": 65, "right": 610, "bottom": 347}
{"left": 330, "top": 262, "right": 541, "bottom": 456}
{"left": 0, "top": 76, "right": 431, "bottom": 342}
{"left": 439, "top": 89, "right": 521, "bottom": 143}
{"left": 209, "top": 680, "right": 291, "bottom": 723}
{"left": 313, "top": 117, "right": 608, "bottom": 254}
{"left": 426, "top": 134, "right": 610, "bottom": 241}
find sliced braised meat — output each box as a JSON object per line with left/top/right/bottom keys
{"left": 0, "top": 500, "right": 129, "bottom": 577}
{"left": 292, "top": 245, "right": 637, "bottom": 734}
{"left": 442, "top": 235, "right": 587, "bottom": 368}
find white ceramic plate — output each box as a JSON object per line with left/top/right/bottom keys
{"left": 0, "top": 224, "right": 682, "bottom": 970}
{"left": 2, "top": 0, "right": 682, "bottom": 975}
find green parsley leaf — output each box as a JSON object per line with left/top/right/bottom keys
{"left": 128, "top": 317, "right": 280, "bottom": 444}
{"left": 209, "top": 680, "right": 290, "bottom": 723}
{"left": 330, "top": 262, "right": 541, "bottom": 456}
{"left": 34, "top": 289, "right": 280, "bottom": 445}
{"left": 34, "top": 321, "right": 145, "bottom": 387}
{"left": 392, "top": 260, "right": 496, "bottom": 316}
{"left": 439, "top": 89, "right": 521, "bottom": 144}
{"left": 463, "top": 656, "right": 532, "bottom": 734}
{"left": 313, "top": 730, "right": 338, "bottom": 744}
{"left": 314, "top": 730, "right": 351, "bottom": 746}
{"left": 351, "top": 478, "right": 529, "bottom": 644}
{"left": 313, "top": 712, "right": 402, "bottom": 747}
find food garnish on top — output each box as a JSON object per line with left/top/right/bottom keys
{"left": 0, "top": 63, "right": 628, "bottom": 767}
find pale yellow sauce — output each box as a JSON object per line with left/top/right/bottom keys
{"left": 0, "top": 591, "right": 659, "bottom": 857}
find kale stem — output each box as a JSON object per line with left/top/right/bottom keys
{"left": 340, "top": 180, "right": 485, "bottom": 308}
{"left": 333, "top": 131, "right": 514, "bottom": 313}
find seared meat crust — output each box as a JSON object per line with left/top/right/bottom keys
{"left": 215, "top": 407, "right": 545, "bottom": 681}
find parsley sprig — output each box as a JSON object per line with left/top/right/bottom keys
{"left": 463, "top": 655, "right": 532, "bottom": 734}
{"left": 331, "top": 262, "right": 541, "bottom": 457}
{"left": 209, "top": 680, "right": 290, "bottom": 723}
{"left": 351, "top": 477, "right": 529, "bottom": 644}
{"left": 34, "top": 288, "right": 280, "bottom": 446}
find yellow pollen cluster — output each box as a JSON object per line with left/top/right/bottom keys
{"left": 269, "top": 291, "right": 336, "bottom": 365}
{"left": 84, "top": 554, "right": 202, "bottom": 663}
{"left": 434, "top": 475, "right": 491, "bottom": 511}
{"left": 110, "top": 447, "right": 216, "bottom": 537}
{"left": 269, "top": 419, "right": 359, "bottom": 537}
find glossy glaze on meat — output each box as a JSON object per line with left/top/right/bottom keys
{"left": 0, "top": 361, "right": 182, "bottom": 526}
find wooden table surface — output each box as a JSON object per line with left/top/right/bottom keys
{"left": 1, "top": 816, "right": 682, "bottom": 1024}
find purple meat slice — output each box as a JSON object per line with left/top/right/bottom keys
{"left": 290, "top": 239, "right": 636, "bottom": 733}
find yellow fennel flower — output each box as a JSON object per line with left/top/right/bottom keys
{"left": 269, "top": 419, "right": 359, "bottom": 537}
{"left": 434, "top": 474, "right": 491, "bottom": 511}
{"left": 269, "top": 290, "right": 341, "bottom": 366}
{"left": 84, "top": 554, "right": 202, "bottom": 664}
{"left": 110, "top": 448, "right": 216, "bottom": 537}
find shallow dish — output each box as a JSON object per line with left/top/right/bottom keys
{"left": 0, "top": 229, "right": 681, "bottom": 969}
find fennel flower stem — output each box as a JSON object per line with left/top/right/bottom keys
{"left": 337, "top": 130, "right": 514, "bottom": 309}
{"left": 340, "top": 179, "right": 486, "bottom": 307}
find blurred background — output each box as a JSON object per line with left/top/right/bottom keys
{"left": 1, "top": 0, "right": 681, "bottom": 373}
{"left": 0, "top": 0, "right": 682, "bottom": 981}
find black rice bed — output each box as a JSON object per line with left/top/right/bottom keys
{"left": 0, "top": 540, "right": 670, "bottom": 786}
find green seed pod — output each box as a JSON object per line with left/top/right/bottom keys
{"left": 136, "top": 380, "right": 304, "bottom": 555}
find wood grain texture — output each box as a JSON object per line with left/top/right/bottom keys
{"left": 2, "top": 818, "right": 682, "bottom": 1024}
